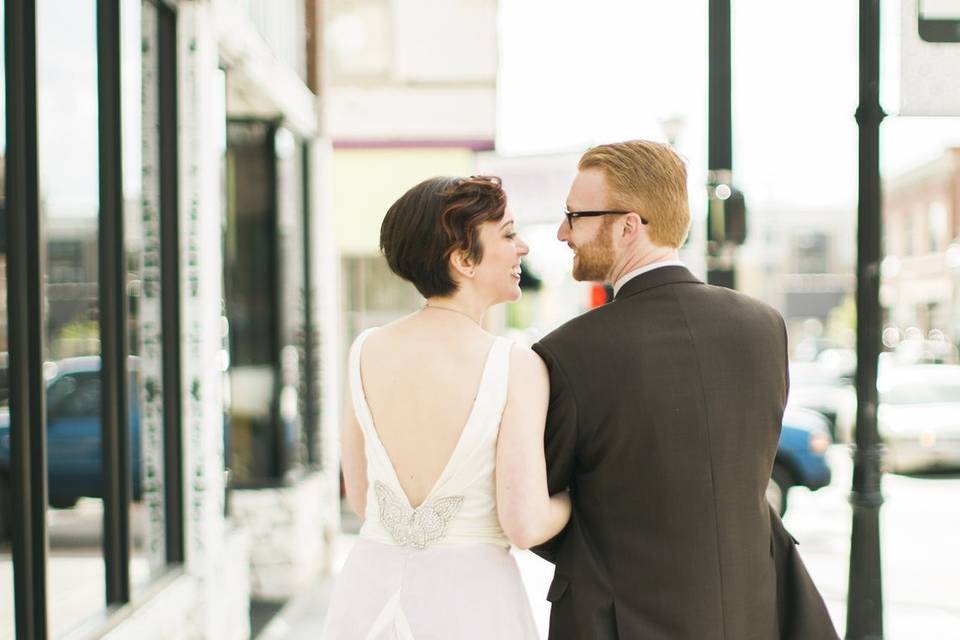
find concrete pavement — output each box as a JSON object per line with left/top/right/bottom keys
{"left": 262, "top": 446, "right": 960, "bottom": 639}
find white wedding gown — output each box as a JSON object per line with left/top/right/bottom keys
{"left": 321, "top": 328, "right": 540, "bottom": 639}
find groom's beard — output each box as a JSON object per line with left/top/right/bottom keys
{"left": 571, "top": 222, "right": 616, "bottom": 282}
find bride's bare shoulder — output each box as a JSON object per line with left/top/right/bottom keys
{"left": 358, "top": 313, "right": 419, "bottom": 348}
{"left": 508, "top": 343, "right": 548, "bottom": 384}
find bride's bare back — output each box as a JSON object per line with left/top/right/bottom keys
{"left": 358, "top": 313, "right": 496, "bottom": 508}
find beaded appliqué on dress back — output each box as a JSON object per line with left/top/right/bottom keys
{"left": 375, "top": 481, "right": 464, "bottom": 549}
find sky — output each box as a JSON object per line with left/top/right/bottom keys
{"left": 497, "top": 0, "right": 960, "bottom": 211}
{"left": 6, "top": 0, "right": 960, "bottom": 218}
{"left": 0, "top": 0, "right": 142, "bottom": 216}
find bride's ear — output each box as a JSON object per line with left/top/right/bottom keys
{"left": 450, "top": 249, "right": 476, "bottom": 279}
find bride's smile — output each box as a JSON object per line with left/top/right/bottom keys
{"left": 470, "top": 208, "right": 529, "bottom": 304}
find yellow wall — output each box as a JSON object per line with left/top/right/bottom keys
{"left": 333, "top": 148, "right": 477, "bottom": 255}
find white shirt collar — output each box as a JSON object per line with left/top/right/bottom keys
{"left": 612, "top": 260, "right": 686, "bottom": 297}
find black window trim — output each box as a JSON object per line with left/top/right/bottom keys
{"left": 5, "top": 0, "right": 49, "bottom": 636}
{"left": 98, "top": 0, "right": 132, "bottom": 606}
{"left": 5, "top": 0, "right": 186, "bottom": 636}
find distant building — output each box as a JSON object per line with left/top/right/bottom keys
{"left": 737, "top": 203, "right": 857, "bottom": 348}
{"left": 882, "top": 148, "right": 960, "bottom": 347}
{"left": 324, "top": 0, "right": 501, "bottom": 340}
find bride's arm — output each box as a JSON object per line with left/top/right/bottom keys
{"left": 496, "top": 346, "right": 572, "bottom": 550}
{"left": 341, "top": 385, "right": 368, "bottom": 519}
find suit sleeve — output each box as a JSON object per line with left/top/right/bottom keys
{"left": 530, "top": 340, "right": 579, "bottom": 562}
{"left": 781, "top": 315, "right": 791, "bottom": 410}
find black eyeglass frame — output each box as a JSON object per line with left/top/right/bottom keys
{"left": 563, "top": 209, "right": 648, "bottom": 228}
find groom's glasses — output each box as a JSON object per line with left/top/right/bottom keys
{"left": 563, "top": 209, "right": 648, "bottom": 229}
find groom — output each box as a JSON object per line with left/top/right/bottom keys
{"left": 531, "top": 140, "right": 838, "bottom": 639}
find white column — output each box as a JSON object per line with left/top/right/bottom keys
{"left": 138, "top": 0, "right": 167, "bottom": 575}
{"left": 177, "top": 2, "right": 232, "bottom": 637}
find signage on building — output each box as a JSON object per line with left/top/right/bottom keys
{"left": 919, "top": 0, "right": 960, "bottom": 41}
{"left": 901, "top": 0, "right": 960, "bottom": 115}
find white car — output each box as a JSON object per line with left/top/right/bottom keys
{"left": 878, "top": 365, "right": 960, "bottom": 474}
{"left": 787, "top": 361, "right": 857, "bottom": 444}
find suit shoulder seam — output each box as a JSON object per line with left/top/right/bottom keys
{"left": 670, "top": 286, "right": 728, "bottom": 638}
{"left": 536, "top": 340, "right": 581, "bottom": 438}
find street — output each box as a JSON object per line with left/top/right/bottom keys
{"left": 783, "top": 445, "right": 960, "bottom": 638}
{"left": 4, "top": 447, "right": 958, "bottom": 639}
{"left": 0, "top": 502, "right": 151, "bottom": 640}
{"left": 268, "top": 445, "right": 960, "bottom": 639}
{"left": 512, "top": 445, "right": 960, "bottom": 639}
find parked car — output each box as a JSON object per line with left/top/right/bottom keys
{"left": 0, "top": 351, "right": 8, "bottom": 407}
{"left": 787, "top": 360, "right": 856, "bottom": 443}
{"left": 0, "top": 356, "right": 142, "bottom": 539}
{"left": 878, "top": 364, "right": 960, "bottom": 474}
{"left": 767, "top": 407, "right": 833, "bottom": 516}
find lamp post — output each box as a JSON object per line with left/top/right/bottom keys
{"left": 847, "top": 0, "right": 885, "bottom": 637}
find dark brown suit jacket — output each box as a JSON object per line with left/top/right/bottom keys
{"left": 532, "top": 266, "right": 838, "bottom": 640}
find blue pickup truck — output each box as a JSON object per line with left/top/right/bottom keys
{"left": 0, "top": 356, "right": 832, "bottom": 536}
{"left": 0, "top": 356, "right": 142, "bottom": 538}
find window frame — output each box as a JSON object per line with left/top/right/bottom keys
{"left": 4, "top": 0, "right": 185, "bottom": 635}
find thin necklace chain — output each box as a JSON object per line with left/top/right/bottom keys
{"left": 422, "top": 304, "right": 482, "bottom": 326}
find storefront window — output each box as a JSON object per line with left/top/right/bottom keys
{"left": 1, "top": 2, "right": 12, "bottom": 636}
{"left": 38, "top": 0, "right": 106, "bottom": 634}
{"left": 224, "top": 121, "right": 312, "bottom": 483}
{"left": 225, "top": 120, "right": 281, "bottom": 484}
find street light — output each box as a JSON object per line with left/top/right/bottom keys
{"left": 847, "top": 0, "right": 885, "bottom": 637}
{"left": 659, "top": 114, "right": 686, "bottom": 147}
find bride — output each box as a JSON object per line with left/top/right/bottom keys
{"left": 321, "top": 175, "right": 570, "bottom": 639}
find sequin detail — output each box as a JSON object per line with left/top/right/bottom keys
{"left": 375, "top": 481, "right": 464, "bottom": 549}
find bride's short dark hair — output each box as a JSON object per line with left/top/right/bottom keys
{"left": 380, "top": 175, "right": 506, "bottom": 298}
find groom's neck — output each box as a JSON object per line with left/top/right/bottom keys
{"left": 607, "top": 246, "right": 680, "bottom": 284}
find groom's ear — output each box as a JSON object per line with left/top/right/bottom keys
{"left": 619, "top": 212, "right": 645, "bottom": 245}
{"left": 450, "top": 249, "right": 476, "bottom": 279}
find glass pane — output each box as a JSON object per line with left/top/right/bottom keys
{"left": 38, "top": 0, "right": 106, "bottom": 634}
{"left": 224, "top": 120, "right": 279, "bottom": 484}
{"left": 0, "top": 1, "right": 13, "bottom": 636}
{"left": 126, "top": 0, "right": 164, "bottom": 591}
{"left": 276, "top": 132, "right": 305, "bottom": 471}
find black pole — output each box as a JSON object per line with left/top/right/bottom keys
{"left": 97, "top": 0, "right": 131, "bottom": 605}
{"left": 707, "top": 0, "right": 736, "bottom": 289}
{"left": 847, "top": 0, "right": 885, "bottom": 637}
{"left": 301, "top": 144, "right": 318, "bottom": 466}
{"left": 708, "top": 0, "right": 732, "bottom": 172}
{"left": 157, "top": 0, "right": 185, "bottom": 565}
{"left": 5, "top": 1, "right": 49, "bottom": 637}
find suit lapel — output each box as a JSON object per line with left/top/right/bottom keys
{"left": 613, "top": 265, "right": 702, "bottom": 301}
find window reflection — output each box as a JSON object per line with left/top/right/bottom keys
{"left": 225, "top": 120, "right": 282, "bottom": 483}
{"left": 1, "top": 0, "right": 12, "bottom": 634}
{"left": 223, "top": 123, "right": 313, "bottom": 483}
{"left": 37, "top": 0, "right": 106, "bottom": 635}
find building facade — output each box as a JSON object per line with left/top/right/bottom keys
{"left": 882, "top": 148, "right": 960, "bottom": 351}
{"left": 737, "top": 203, "right": 857, "bottom": 349}
{"left": 2, "top": 1, "right": 341, "bottom": 638}
{"left": 323, "top": 0, "right": 502, "bottom": 342}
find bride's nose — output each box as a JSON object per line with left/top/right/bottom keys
{"left": 517, "top": 238, "right": 530, "bottom": 256}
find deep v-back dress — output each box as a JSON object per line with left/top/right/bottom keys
{"left": 321, "top": 328, "right": 540, "bottom": 639}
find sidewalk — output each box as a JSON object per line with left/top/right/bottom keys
{"left": 260, "top": 448, "right": 960, "bottom": 639}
